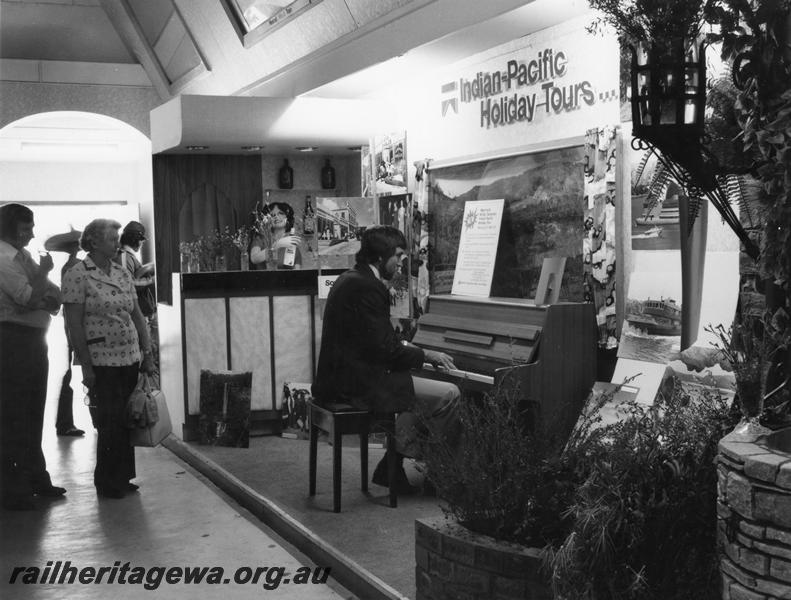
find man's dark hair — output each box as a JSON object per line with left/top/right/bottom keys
{"left": 355, "top": 225, "right": 406, "bottom": 265}
{"left": 120, "top": 230, "right": 142, "bottom": 247}
{"left": 120, "top": 221, "right": 146, "bottom": 247}
{"left": 0, "top": 203, "right": 34, "bottom": 239}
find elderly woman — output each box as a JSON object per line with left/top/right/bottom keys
{"left": 249, "top": 202, "right": 302, "bottom": 270}
{"left": 62, "top": 219, "right": 155, "bottom": 499}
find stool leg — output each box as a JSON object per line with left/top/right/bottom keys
{"left": 360, "top": 432, "right": 368, "bottom": 492}
{"left": 386, "top": 430, "right": 397, "bottom": 508}
{"left": 332, "top": 427, "right": 342, "bottom": 513}
{"left": 309, "top": 421, "right": 318, "bottom": 496}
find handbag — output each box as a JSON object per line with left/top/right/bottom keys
{"left": 127, "top": 374, "right": 172, "bottom": 447}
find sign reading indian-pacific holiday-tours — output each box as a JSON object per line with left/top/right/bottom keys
{"left": 425, "top": 15, "right": 619, "bottom": 156}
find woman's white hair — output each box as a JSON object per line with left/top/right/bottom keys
{"left": 80, "top": 219, "right": 121, "bottom": 252}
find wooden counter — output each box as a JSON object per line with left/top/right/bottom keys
{"left": 180, "top": 269, "right": 343, "bottom": 439}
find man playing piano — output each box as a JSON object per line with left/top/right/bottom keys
{"left": 313, "top": 225, "right": 460, "bottom": 493}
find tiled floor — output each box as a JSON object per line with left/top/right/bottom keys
{"left": 0, "top": 370, "right": 355, "bottom": 600}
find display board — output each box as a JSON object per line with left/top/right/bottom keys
{"left": 451, "top": 199, "right": 505, "bottom": 297}
{"left": 427, "top": 145, "right": 585, "bottom": 300}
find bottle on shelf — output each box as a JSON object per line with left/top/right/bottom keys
{"left": 303, "top": 195, "right": 315, "bottom": 235}
{"left": 321, "top": 159, "right": 336, "bottom": 189}
{"left": 278, "top": 159, "right": 294, "bottom": 189}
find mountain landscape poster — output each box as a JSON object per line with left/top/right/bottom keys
{"left": 428, "top": 146, "right": 586, "bottom": 300}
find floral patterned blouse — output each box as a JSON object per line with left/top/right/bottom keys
{"left": 61, "top": 256, "right": 140, "bottom": 367}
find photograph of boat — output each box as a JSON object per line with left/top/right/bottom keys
{"left": 634, "top": 192, "right": 680, "bottom": 226}
{"left": 631, "top": 225, "right": 664, "bottom": 239}
{"left": 626, "top": 297, "right": 682, "bottom": 336}
{"left": 629, "top": 146, "right": 682, "bottom": 251}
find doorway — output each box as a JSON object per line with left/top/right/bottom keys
{"left": 0, "top": 111, "right": 155, "bottom": 435}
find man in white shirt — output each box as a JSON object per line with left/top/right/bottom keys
{"left": 0, "top": 203, "right": 65, "bottom": 510}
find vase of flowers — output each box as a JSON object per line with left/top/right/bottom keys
{"left": 179, "top": 241, "right": 201, "bottom": 273}
{"left": 232, "top": 226, "right": 252, "bottom": 271}
{"left": 250, "top": 201, "right": 273, "bottom": 270}
{"left": 179, "top": 242, "right": 191, "bottom": 272}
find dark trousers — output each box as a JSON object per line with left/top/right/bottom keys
{"left": 55, "top": 346, "right": 75, "bottom": 433}
{"left": 89, "top": 365, "right": 138, "bottom": 491}
{"left": 0, "top": 322, "right": 53, "bottom": 501}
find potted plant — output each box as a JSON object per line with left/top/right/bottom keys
{"left": 545, "top": 383, "right": 736, "bottom": 600}
{"left": 416, "top": 376, "right": 737, "bottom": 600}
{"left": 416, "top": 383, "right": 576, "bottom": 600}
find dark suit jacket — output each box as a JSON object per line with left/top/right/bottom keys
{"left": 313, "top": 263, "right": 424, "bottom": 413}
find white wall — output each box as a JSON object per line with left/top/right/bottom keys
{"left": 387, "top": 15, "right": 620, "bottom": 172}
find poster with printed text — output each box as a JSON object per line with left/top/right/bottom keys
{"left": 451, "top": 199, "right": 504, "bottom": 297}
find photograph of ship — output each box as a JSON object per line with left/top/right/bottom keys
{"left": 619, "top": 294, "right": 682, "bottom": 363}
{"left": 630, "top": 148, "right": 682, "bottom": 251}
{"left": 626, "top": 297, "right": 682, "bottom": 337}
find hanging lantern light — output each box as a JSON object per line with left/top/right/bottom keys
{"left": 630, "top": 37, "right": 712, "bottom": 186}
{"left": 628, "top": 36, "right": 759, "bottom": 258}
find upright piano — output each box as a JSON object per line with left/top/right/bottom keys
{"left": 412, "top": 294, "right": 597, "bottom": 442}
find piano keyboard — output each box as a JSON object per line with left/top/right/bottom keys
{"left": 421, "top": 363, "right": 494, "bottom": 386}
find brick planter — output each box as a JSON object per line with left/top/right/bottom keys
{"left": 415, "top": 517, "right": 551, "bottom": 600}
{"left": 717, "top": 426, "right": 791, "bottom": 600}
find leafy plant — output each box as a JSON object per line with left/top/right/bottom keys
{"left": 546, "top": 382, "right": 738, "bottom": 600}
{"left": 707, "top": 0, "right": 791, "bottom": 424}
{"left": 420, "top": 383, "right": 576, "bottom": 547}
{"left": 421, "top": 375, "right": 737, "bottom": 599}
{"left": 711, "top": 0, "right": 791, "bottom": 287}
{"left": 587, "top": 0, "right": 717, "bottom": 44}
{"left": 706, "top": 308, "right": 791, "bottom": 420}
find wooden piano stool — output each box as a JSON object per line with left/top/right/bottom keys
{"left": 307, "top": 400, "right": 397, "bottom": 513}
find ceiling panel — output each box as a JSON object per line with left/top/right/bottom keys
{"left": 0, "top": 1, "right": 135, "bottom": 63}
{"left": 342, "top": 0, "right": 413, "bottom": 26}
{"left": 127, "top": 0, "right": 174, "bottom": 45}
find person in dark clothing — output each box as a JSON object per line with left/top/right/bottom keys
{"left": 313, "top": 225, "right": 460, "bottom": 492}
{"left": 45, "top": 230, "right": 85, "bottom": 437}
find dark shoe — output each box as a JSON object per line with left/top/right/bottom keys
{"left": 2, "top": 496, "right": 36, "bottom": 511}
{"left": 96, "top": 486, "right": 125, "bottom": 499}
{"left": 57, "top": 427, "right": 85, "bottom": 437}
{"left": 126, "top": 482, "right": 139, "bottom": 492}
{"left": 34, "top": 485, "right": 66, "bottom": 497}
{"left": 372, "top": 456, "right": 419, "bottom": 495}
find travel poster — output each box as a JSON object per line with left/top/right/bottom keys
{"left": 373, "top": 132, "right": 407, "bottom": 196}
{"left": 451, "top": 199, "right": 505, "bottom": 297}
{"left": 315, "top": 195, "right": 411, "bottom": 319}
{"left": 427, "top": 146, "right": 585, "bottom": 300}
{"left": 630, "top": 149, "right": 682, "bottom": 251}
{"left": 315, "top": 197, "right": 375, "bottom": 270}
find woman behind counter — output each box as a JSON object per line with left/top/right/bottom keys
{"left": 62, "top": 219, "right": 155, "bottom": 499}
{"left": 249, "top": 202, "right": 302, "bottom": 270}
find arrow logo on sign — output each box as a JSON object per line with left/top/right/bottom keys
{"left": 441, "top": 81, "right": 458, "bottom": 117}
